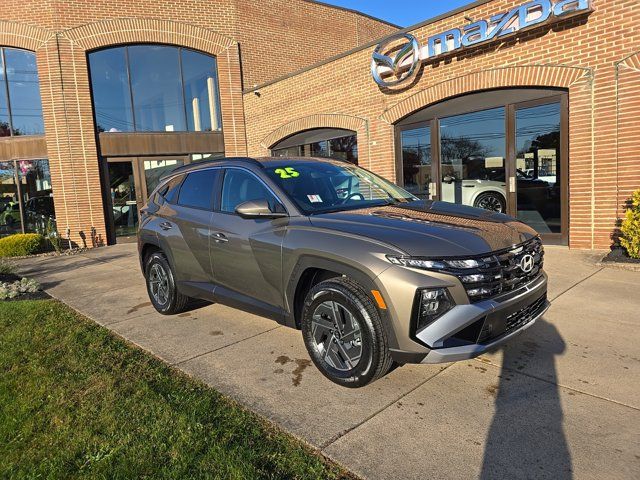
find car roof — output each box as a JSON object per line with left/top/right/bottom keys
{"left": 168, "top": 156, "right": 347, "bottom": 176}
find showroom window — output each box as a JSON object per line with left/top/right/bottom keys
{"left": 397, "top": 89, "right": 567, "bottom": 243}
{"left": 0, "top": 47, "right": 45, "bottom": 137}
{"left": 0, "top": 159, "right": 55, "bottom": 238}
{"left": 272, "top": 129, "right": 358, "bottom": 164}
{"left": 88, "top": 45, "right": 223, "bottom": 133}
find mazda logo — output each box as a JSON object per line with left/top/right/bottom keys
{"left": 371, "top": 33, "right": 421, "bottom": 87}
{"left": 519, "top": 254, "right": 535, "bottom": 274}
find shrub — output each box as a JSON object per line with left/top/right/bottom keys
{"left": 0, "top": 258, "right": 15, "bottom": 275}
{"left": 0, "top": 277, "right": 40, "bottom": 300}
{"left": 620, "top": 189, "right": 640, "bottom": 259}
{"left": 0, "top": 233, "right": 44, "bottom": 258}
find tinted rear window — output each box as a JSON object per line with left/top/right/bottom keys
{"left": 177, "top": 169, "right": 219, "bottom": 210}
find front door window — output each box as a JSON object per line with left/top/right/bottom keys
{"left": 439, "top": 107, "right": 507, "bottom": 213}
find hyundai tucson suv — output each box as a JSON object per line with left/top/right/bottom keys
{"left": 138, "top": 157, "right": 548, "bottom": 388}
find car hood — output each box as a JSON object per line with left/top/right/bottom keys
{"left": 308, "top": 200, "right": 538, "bottom": 257}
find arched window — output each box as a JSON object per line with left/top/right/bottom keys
{"left": 271, "top": 128, "right": 358, "bottom": 164}
{"left": 88, "top": 45, "right": 222, "bottom": 133}
{"left": 0, "top": 47, "right": 44, "bottom": 137}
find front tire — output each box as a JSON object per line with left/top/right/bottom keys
{"left": 145, "top": 252, "right": 189, "bottom": 315}
{"left": 301, "top": 277, "right": 393, "bottom": 388}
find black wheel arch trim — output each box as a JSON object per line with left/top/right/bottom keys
{"left": 286, "top": 255, "right": 401, "bottom": 350}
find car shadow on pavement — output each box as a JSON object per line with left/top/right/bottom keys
{"left": 480, "top": 319, "right": 573, "bottom": 479}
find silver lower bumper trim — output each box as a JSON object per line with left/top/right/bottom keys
{"left": 421, "top": 301, "right": 550, "bottom": 364}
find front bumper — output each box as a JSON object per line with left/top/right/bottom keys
{"left": 420, "top": 273, "right": 549, "bottom": 363}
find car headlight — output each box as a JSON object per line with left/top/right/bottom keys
{"left": 414, "top": 288, "right": 455, "bottom": 332}
{"left": 387, "top": 255, "right": 482, "bottom": 270}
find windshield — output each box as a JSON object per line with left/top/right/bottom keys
{"left": 264, "top": 161, "right": 418, "bottom": 214}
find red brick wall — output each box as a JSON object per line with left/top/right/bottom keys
{"left": 244, "top": 0, "right": 640, "bottom": 250}
{"left": 0, "top": 0, "right": 394, "bottom": 246}
{"left": 616, "top": 52, "right": 640, "bottom": 236}
{"left": 236, "top": 0, "right": 397, "bottom": 87}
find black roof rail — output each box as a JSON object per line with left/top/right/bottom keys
{"left": 170, "top": 156, "right": 264, "bottom": 174}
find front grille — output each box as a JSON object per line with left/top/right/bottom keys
{"left": 448, "top": 237, "right": 545, "bottom": 302}
{"left": 478, "top": 293, "right": 548, "bottom": 344}
{"left": 505, "top": 293, "right": 547, "bottom": 333}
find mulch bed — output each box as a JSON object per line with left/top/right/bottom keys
{"left": 601, "top": 248, "right": 640, "bottom": 266}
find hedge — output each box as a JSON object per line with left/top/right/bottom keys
{"left": 0, "top": 233, "right": 44, "bottom": 258}
{"left": 621, "top": 190, "right": 640, "bottom": 259}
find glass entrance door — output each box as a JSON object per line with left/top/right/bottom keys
{"left": 105, "top": 155, "right": 188, "bottom": 243}
{"left": 514, "top": 100, "right": 564, "bottom": 238}
{"left": 396, "top": 91, "right": 568, "bottom": 244}
{"left": 107, "top": 160, "right": 140, "bottom": 240}
{"left": 439, "top": 107, "right": 507, "bottom": 213}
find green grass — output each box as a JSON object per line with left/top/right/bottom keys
{"left": 0, "top": 299, "right": 351, "bottom": 480}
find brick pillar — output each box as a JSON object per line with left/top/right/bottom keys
{"left": 37, "top": 36, "right": 106, "bottom": 248}
{"left": 218, "top": 43, "right": 248, "bottom": 156}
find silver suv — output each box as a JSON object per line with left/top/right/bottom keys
{"left": 138, "top": 157, "right": 548, "bottom": 387}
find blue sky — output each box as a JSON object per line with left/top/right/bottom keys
{"left": 321, "top": 0, "right": 471, "bottom": 28}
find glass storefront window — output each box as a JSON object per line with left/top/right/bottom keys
{"left": 401, "top": 126, "right": 432, "bottom": 199}
{"left": 439, "top": 107, "right": 507, "bottom": 212}
{"left": 183, "top": 49, "right": 222, "bottom": 132}
{"left": 0, "top": 161, "right": 21, "bottom": 236}
{"left": 129, "top": 45, "right": 186, "bottom": 132}
{"left": 88, "top": 45, "right": 223, "bottom": 134}
{"left": 328, "top": 136, "right": 358, "bottom": 163}
{"left": 0, "top": 159, "right": 55, "bottom": 238}
{"left": 0, "top": 48, "right": 44, "bottom": 137}
{"left": 143, "top": 158, "right": 184, "bottom": 196}
{"left": 0, "top": 53, "right": 9, "bottom": 136}
{"left": 516, "top": 102, "right": 561, "bottom": 233}
{"left": 18, "top": 159, "right": 55, "bottom": 233}
{"left": 88, "top": 48, "right": 135, "bottom": 133}
{"left": 272, "top": 134, "right": 358, "bottom": 164}
{"left": 191, "top": 153, "right": 225, "bottom": 162}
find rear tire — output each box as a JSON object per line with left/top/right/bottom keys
{"left": 145, "top": 252, "right": 189, "bottom": 315}
{"left": 301, "top": 277, "right": 393, "bottom": 388}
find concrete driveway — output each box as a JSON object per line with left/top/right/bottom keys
{"left": 14, "top": 245, "right": 640, "bottom": 479}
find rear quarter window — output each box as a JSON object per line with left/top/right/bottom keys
{"left": 156, "top": 175, "right": 184, "bottom": 205}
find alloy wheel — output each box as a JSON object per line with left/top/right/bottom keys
{"left": 311, "top": 300, "right": 362, "bottom": 371}
{"left": 149, "top": 263, "right": 170, "bottom": 306}
{"left": 477, "top": 194, "right": 504, "bottom": 213}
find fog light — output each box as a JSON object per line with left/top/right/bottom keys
{"left": 415, "top": 288, "right": 455, "bottom": 332}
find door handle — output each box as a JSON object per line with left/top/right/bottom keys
{"left": 159, "top": 221, "right": 173, "bottom": 231}
{"left": 211, "top": 232, "right": 228, "bottom": 243}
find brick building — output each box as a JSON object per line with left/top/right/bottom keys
{"left": 0, "top": 0, "right": 638, "bottom": 249}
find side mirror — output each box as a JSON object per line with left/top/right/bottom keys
{"left": 235, "top": 199, "right": 288, "bottom": 219}
{"left": 443, "top": 175, "right": 455, "bottom": 184}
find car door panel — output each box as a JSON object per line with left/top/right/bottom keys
{"left": 209, "top": 168, "right": 287, "bottom": 311}
{"left": 159, "top": 203, "right": 213, "bottom": 284}
{"left": 210, "top": 213, "right": 287, "bottom": 309}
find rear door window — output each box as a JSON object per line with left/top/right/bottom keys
{"left": 177, "top": 169, "right": 219, "bottom": 210}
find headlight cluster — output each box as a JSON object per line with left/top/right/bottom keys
{"left": 387, "top": 255, "right": 482, "bottom": 270}
{"left": 414, "top": 288, "right": 454, "bottom": 332}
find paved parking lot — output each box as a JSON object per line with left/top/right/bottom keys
{"left": 15, "top": 245, "right": 640, "bottom": 479}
